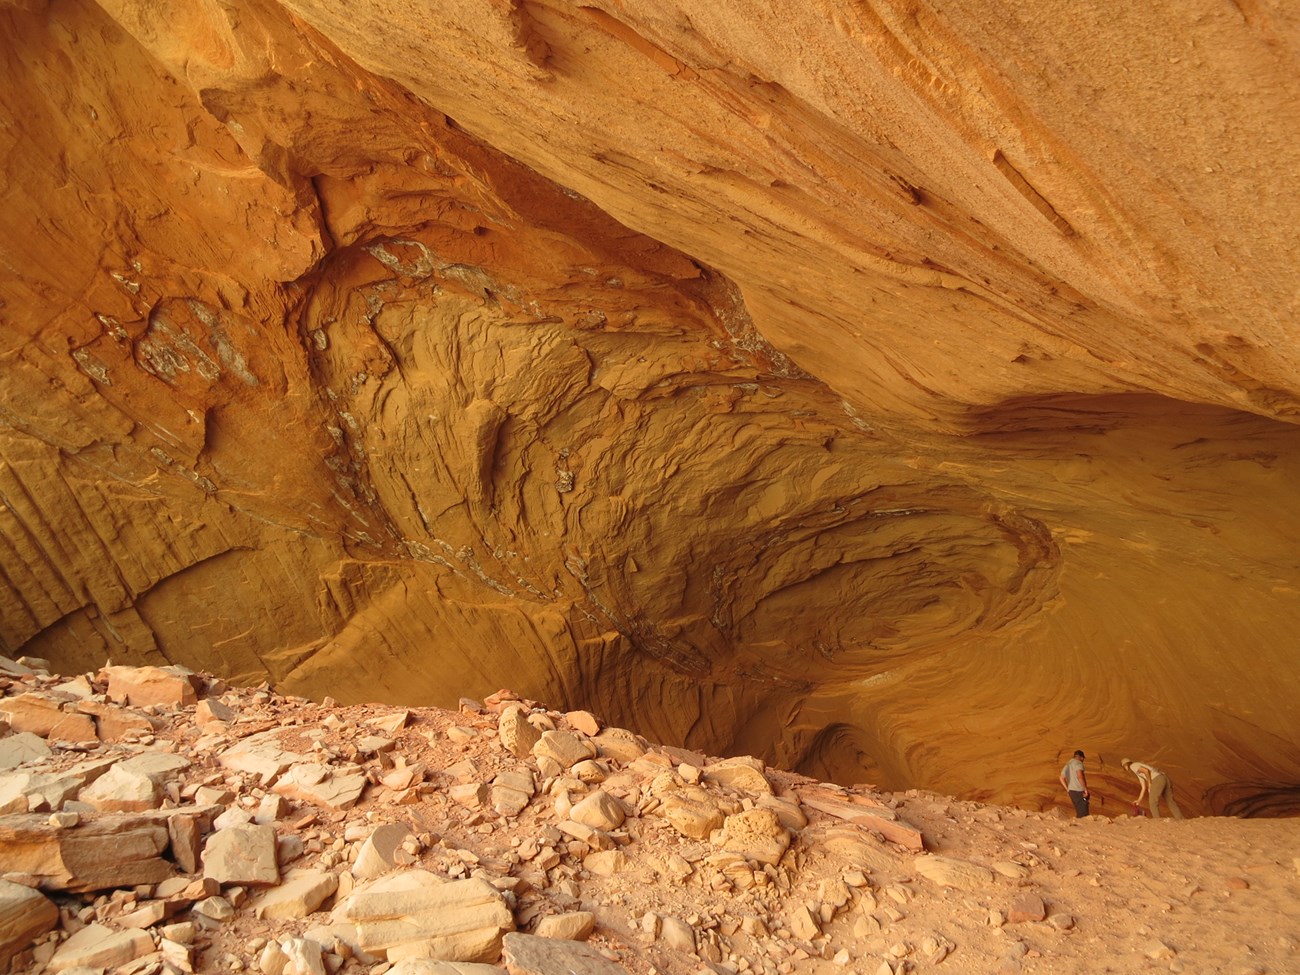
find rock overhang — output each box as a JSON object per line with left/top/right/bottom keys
{"left": 1, "top": 0, "right": 1298, "bottom": 814}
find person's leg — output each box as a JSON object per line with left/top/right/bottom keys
{"left": 1148, "top": 776, "right": 1163, "bottom": 818}
{"left": 1163, "top": 777, "right": 1184, "bottom": 819}
{"left": 1069, "top": 790, "right": 1088, "bottom": 817}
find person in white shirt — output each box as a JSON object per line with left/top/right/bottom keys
{"left": 1121, "top": 758, "right": 1184, "bottom": 818}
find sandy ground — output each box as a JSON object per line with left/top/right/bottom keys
{"left": 4, "top": 672, "right": 1299, "bottom": 975}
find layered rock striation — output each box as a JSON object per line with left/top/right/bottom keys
{"left": 1, "top": 0, "right": 1298, "bottom": 813}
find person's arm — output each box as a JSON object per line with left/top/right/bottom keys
{"left": 1132, "top": 768, "right": 1149, "bottom": 804}
{"left": 1079, "top": 768, "right": 1090, "bottom": 799}
{"left": 1059, "top": 771, "right": 1069, "bottom": 791}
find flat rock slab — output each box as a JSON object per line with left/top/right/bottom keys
{"left": 0, "top": 733, "right": 51, "bottom": 771}
{"left": 387, "top": 961, "right": 506, "bottom": 974}
{"left": 104, "top": 665, "right": 199, "bottom": 709}
{"left": 1009, "top": 892, "right": 1048, "bottom": 923}
{"left": 0, "top": 812, "right": 173, "bottom": 892}
{"left": 531, "top": 730, "right": 595, "bottom": 770}
{"left": 273, "top": 763, "right": 367, "bottom": 811}
{"left": 203, "top": 823, "right": 279, "bottom": 885}
{"left": 253, "top": 868, "right": 339, "bottom": 920}
{"left": 78, "top": 765, "right": 159, "bottom": 813}
{"left": 797, "top": 792, "right": 925, "bottom": 851}
{"left": 501, "top": 932, "right": 631, "bottom": 975}
{"left": 219, "top": 730, "right": 305, "bottom": 783}
{"left": 915, "top": 854, "right": 996, "bottom": 890}
{"left": 46, "top": 923, "right": 153, "bottom": 972}
{"left": 117, "top": 752, "right": 191, "bottom": 781}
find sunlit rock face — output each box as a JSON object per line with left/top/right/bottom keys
{"left": 2, "top": 0, "right": 1298, "bottom": 815}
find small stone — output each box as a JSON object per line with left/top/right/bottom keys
{"left": 117, "top": 899, "right": 166, "bottom": 929}
{"left": 702, "top": 756, "right": 774, "bottom": 796}
{"left": 499, "top": 707, "right": 543, "bottom": 759}
{"left": 196, "top": 698, "right": 237, "bottom": 727}
{"left": 366, "top": 711, "right": 410, "bottom": 736}
{"left": 788, "top": 904, "right": 820, "bottom": 941}
{"left": 1007, "top": 893, "right": 1046, "bottom": 923}
{"left": 192, "top": 895, "right": 235, "bottom": 923}
{"left": 658, "top": 794, "right": 725, "bottom": 839}
{"left": 659, "top": 915, "right": 695, "bottom": 953}
{"left": 1146, "top": 940, "right": 1177, "bottom": 960}
{"left": 534, "top": 910, "right": 595, "bottom": 940}
{"left": 491, "top": 768, "right": 536, "bottom": 817}
{"left": 571, "top": 760, "right": 607, "bottom": 783}
{"left": 256, "top": 793, "right": 289, "bottom": 825}
{"left": 281, "top": 936, "right": 326, "bottom": 975}
{"left": 570, "top": 790, "right": 626, "bottom": 831}
{"left": 160, "top": 921, "right": 196, "bottom": 944}
{"left": 719, "top": 808, "right": 790, "bottom": 866}
{"left": 582, "top": 850, "right": 629, "bottom": 876}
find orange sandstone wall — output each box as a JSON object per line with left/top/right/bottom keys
{"left": 2, "top": 0, "right": 1298, "bottom": 814}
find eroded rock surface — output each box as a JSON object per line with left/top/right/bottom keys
{"left": 1, "top": 1, "right": 1299, "bottom": 813}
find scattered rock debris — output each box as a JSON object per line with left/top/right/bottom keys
{"left": 1, "top": 655, "right": 1297, "bottom": 974}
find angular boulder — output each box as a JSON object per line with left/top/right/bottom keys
{"left": 342, "top": 871, "right": 513, "bottom": 963}
{"left": 0, "top": 879, "right": 58, "bottom": 967}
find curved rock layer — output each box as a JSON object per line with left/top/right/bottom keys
{"left": 2, "top": 0, "right": 1298, "bottom": 813}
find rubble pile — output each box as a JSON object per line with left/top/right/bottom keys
{"left": 1, "top": 655, "right": 1293, "bottom": 975}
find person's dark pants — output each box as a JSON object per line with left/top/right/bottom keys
{"left": 1069, "top": 790, "right": 1089, "bottom": 818}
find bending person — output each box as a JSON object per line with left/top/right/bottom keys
{"left": 1121, "top": 758, "right": 1184, "bottom": 819}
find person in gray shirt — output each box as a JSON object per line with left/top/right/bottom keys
{"left": 1059, "top": 749, "right": 1090, "bottom": 817}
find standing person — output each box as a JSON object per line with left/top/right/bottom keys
{"left": 1121, "top": 758, "right": 1184, "bottom": 819}
{"left": 1059, "top": 749, "right": 1090, "bottom": 818}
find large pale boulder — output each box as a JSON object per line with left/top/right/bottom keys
{"left": 341, "top": 872, "right": 514, "bottom": 963}
{"left": 78, "top": 765, "right": 160, "bottom": 813}
{"left": 104, "top": 666, "right": 199, "bottom": 709}
{"left": 0, "top": 880, "right": 58, "bottom": 967}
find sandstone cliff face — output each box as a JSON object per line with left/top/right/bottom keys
{"left": 2, "top": 0, "right": 1298, "bottom": 814}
